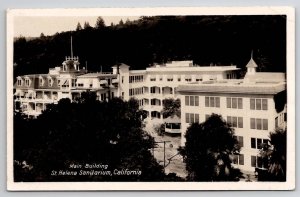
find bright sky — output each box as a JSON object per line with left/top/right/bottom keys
{"left": 14, "top": 16, "right": 140, "bottom": 37}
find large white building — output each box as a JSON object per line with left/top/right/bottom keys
{"left": 177, "top": 57, "right": 286, "bottom": 172}
{"left": 14, "top": 53, "right": 286, "bottom": 172}
{"left": 117, "top": 60, "right": 239, "bottom": 119}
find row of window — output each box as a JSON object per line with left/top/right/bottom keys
{"left": 250, "top": 98, "right": 268, "bottom": 110}
{"left": 250, "top": 118, "right": 268, "bottom": 130}
{"left": 205, "top": 96, "right": 220, "bottom": 108}
{"left": 138, "top": 99, "right": 144, "bottom": 106}
{"left": 39, "top": 78, "right": 54, "bottom": 87}
{"left": 275, "top": 112, "right": 287, "bottom": 128}
{"left": 184, "top": 96, "right": 268, "bottom": 111}
{"left": 149, "top": 76, "right": 203, "bottom": 82}
{"left": 251, "top": 138, "right": 269, "bottom": 149}
{"left": 185, "top": 113, "right": 200, "bottom": 124}
{"left": 227, "top": 97, "right": 243, "bottom": 109}
{"left": 150, "top": 87, "right": 160, "bottom": 94}
{"left": 129, "top": 88, "right": 144, "bottom": 96}
{"left": 188, "top": 114, "right": 269, "bottom": 130}
{"left": 232, "top": 154, "right": 244, "bottom": 165}
{"left": 17, "top": 79, "right": 31, "bottom": 87}
{"left": 251, "top": 155, "right": 268, "bottom": 168}
{"left": 129, "top": 75, "right": 144, "bottom": 83}
{"left": 185, "top": 96, "right": 199, "bottom": 106}
{"left": 231, "top": 154, "right": 268, "bottom": 168}
{"left": 227, "top": 116, "right": 243, "bottom": 128}
{"left": 234, "top": 136, "right": 244, "bottom": 147}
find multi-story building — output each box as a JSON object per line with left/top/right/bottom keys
{"left": 177, "top": 56, "right": 286, "bottom": 172}
{"left": 14, "top": 56, "right": 118, "bottom": 116}
{"left": 117, "top": 60, "right": 239, "bottom": 119}
{"left": 14, "top": 52, "right": 287, "bottom": 172}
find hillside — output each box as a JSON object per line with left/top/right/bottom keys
{"left": 13, "top": 15, "right": 286, "bottom": 77}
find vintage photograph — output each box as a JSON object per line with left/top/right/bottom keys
{"left": 7, "top": 7, "right": 295, "bottom": 190}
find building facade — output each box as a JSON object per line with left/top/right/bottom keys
{"left": 177, "top": 57, "right": 286, "bottom": 172}
{"left": 14, "top": 54, "right": 287, "bottom": 172}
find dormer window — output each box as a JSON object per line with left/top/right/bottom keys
{"left": 39, "top": 77, "right": 44, "bottom": 86}
{"left": 48, "top": 78, "right": 53, "bottom": 87}
{"left": 25, "top": 79, "right": 30, "bottom": 86}
{"left": 17, "top": 79, "right": 22, "bottom": 86}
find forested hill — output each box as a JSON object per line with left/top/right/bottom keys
{"left": 13, "top": 15, "right": 286, "bottom": 77}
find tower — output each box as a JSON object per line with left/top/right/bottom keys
{"left": 245, "top": 50, "right": 258, "bottom": 75}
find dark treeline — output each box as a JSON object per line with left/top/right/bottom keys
{"left": 14, "top": 15, "right": 286, "bottom": 77}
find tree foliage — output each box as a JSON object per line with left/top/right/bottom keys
{"left": 95, "top": 16, "right": 105, "bottom": 29}
{"left": 76, "top": 22, "right": 82, "bottom": 31}
{"left": 14, "top": 93, "right": 167, "bottom": 181}
{"left": 83, "top": 22, "right": 92, "bottom": 29}
{"left": 179, "top": 114, "right": 241, "bottom": 181}
{"left": 161, "top": 98, "right": 181, "bottom": 118}
{"left": 259, "top": 128, "right": 286, "bottom": 181}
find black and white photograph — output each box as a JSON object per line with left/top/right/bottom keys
{"left": 6, "top": 7, "right": 295, "bottom": 190}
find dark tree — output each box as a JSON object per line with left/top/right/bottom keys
{"left": 76, "top": 22, "right": 82, "bottom": 31}
{"left": 119, "top": 19, "right": 124, "bottom": 26}
{"left": 179, "top": 114, "right": 241, "bottom": 181}
{"left": 161, "top": 98, "right": 181, "bottom": 118}
{"left": 83, "top": 22, "right": 91, "bottom": 29}
{"left": 95, "top": 16, "right": 105, "bottom": 29}
{"left": 259, "top": 128, "right": 287, "bottom": 181}
{"left": 40, "top": 33, "right": 45, "bottom": 38}
{"left": 14, "top": 94, "right": 168, "bottom": 181}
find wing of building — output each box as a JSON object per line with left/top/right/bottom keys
{"left": 177, "top": 57, "right": 286, "bottom": 172}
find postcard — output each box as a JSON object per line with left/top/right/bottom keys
{"left": 7, "top": 7, "right": 295, "bottom": 190}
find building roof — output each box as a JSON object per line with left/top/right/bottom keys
{"left": 244, "top": 72, "right": 286, "bottom": 82}
{"left": 77, "top": 73, "right": 116, "bottom": 78}
{"left": 145, "top": 65, "right": 240, "bottom": 73}
{"left": 177, "top": 80, "right": 286, "bottom": 95}
{"left": 246, "top": 57, "right": 258, "bottom": 68}
{"left": 164, "top": 115, "right": 181, "bottom": 123}
{"left": 129, "top": 70, "right": 147, "bottom": 74}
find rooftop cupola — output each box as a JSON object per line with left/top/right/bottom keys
{"left": 246, "top": 51, "right": 258, "bottom": 75}
{"left": 61, "top": 36, "right": 80, "bottom": 72}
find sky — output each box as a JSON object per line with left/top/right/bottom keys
{"left": 14, "top": 16, "right": 140, "bottom": 37}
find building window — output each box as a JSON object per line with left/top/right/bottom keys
{"left": 250, "top": 118, "right": 268, "bottom": 130}
{"left": 17, "top": 79, "right": 22, "bottom": 86}
{"left": 227, "top": 116, "right": 243, "bottom": 128}
{"left": 250, "top": 98, "right": 268, "bottom": 110}
{"left": 251, "top": 155, "right": 268, "bottom": 168}
{"left": 25, "top": 79, "right": 30, "bottom": 86}
{"left": 122, "top": 76, "right": 124, "bottom": 83}
{"left": 234, "top": 136, "right": 244, "bottom": 147}
{"left": 205, "top": 96, "right": 220, "bottom": 108}
{"left": 251, "top": 138, "right": 269, "bottom": 149}
{"left": 48, "top": 78, "right": 53, "bottom": 87}
{"left": 185, "top": 113, "right": 199, "bottom": 124}
{"left": 129, "top": 75, "right": 144, "bottom": 83}
{"left": 150, "top": 77, "right": 156, "bottom": 81}
{"left": 227, "top": 97, "right": 243, "bottom": 109}
{"left": 178, "top": 77, "right": 181, "bottom": 82}
{"left": 39, "top": 78, "right": 44, "bottom": 86}
{"left": 232, "top": 154, "right": 244, "bottom": 165}
{"left": 167, "top": 78, "right": 173, "bottom": 82}
{"left": 185, "top": 96, "right": 199, "bottom": 106}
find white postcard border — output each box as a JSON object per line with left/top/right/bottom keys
{"left": 7, "top": 6, "right": 295, "bottom": 191}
